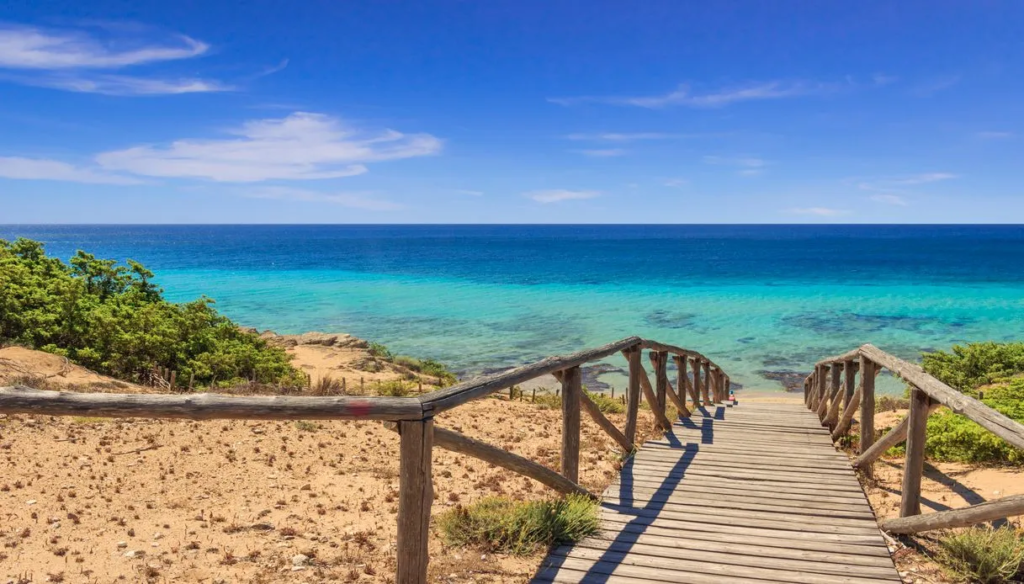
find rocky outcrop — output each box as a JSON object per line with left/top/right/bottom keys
{"left": 258, "top": 331, "right": 369, "bottom": 350}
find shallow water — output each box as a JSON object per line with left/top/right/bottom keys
{"left": 4, "top": 224, "right": 1023, "bottom": 395}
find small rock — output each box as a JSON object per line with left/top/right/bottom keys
{"left": 292, "top": 554, "right": 310, "bottom": 566}
{"left": 124, "top": 550, "right": 142, "bottom": 558}
{"left": 26, "top": 500, "right": 36, "bottom": 505}
{"left": 291, "top": 566, "right": 306, "bottom": 572}
{"left": 117, "top": 541, "right": 128, "bottom": 549}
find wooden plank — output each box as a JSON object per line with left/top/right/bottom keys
{"left": 0, "top": 385, "right": 425, "bottom": 421}
{"left": 598, "top": 507, "right": 884, "bottom": 540}
{"left": 566, "top": 539, "right": 903, "bottom": 581}
{"left": 612, "top": 486, "right": 876, "bottom": 515}
{"left": 611, "top": 475, "right": 870, "bottom": 500}
{"left": 548, "top": 547, "right": 900, "bottom": 584}
{"left": 561, "top": 365, "right": 582, "bottom": 484}
{"left": 600, "top": 498, "right": 877, "bottom": 526}
{"left": 397, "top": 419, "right": 433, "bottom": 584}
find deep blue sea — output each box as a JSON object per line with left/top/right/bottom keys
{"left": 3, "top": 224, "right": 1024, "bottom": 394}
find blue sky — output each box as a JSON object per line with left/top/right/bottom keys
{"left": 0, "top": 1, "right": 1022, "bottom": 223}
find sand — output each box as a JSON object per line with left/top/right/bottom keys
{"left": 0, "top": 342, "right": 659, "bottom": 583}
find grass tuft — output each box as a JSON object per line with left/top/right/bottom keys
{"left": 437, "top": 494, "right": 599, "bottom": 555}
{"left": 936, "top": 527, "right": 1024, "bottom": 584}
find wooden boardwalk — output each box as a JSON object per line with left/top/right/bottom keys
{"left": 533, "top": 400, "right": 902, "bottom": 584}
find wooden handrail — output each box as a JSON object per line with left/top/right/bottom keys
{"left": 807, "top": 343, "right": 1024, "bottom": 534}
{"left": 1, "top": 336, "right": 729, "bottom": 584}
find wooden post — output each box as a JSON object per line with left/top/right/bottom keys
{"left": 703, "top": 360, "right": 714, "bottom": 404}
{"left": 825, "top": 362, "right": 847, "bottom": 429}
{"left": 360, "top": 377, "right": 364, "bottom": 393}
{"left": 169, "top": 371, "right": 176, "bottom": 391}
{"left": 397, "top": 418, "right": 433, "bottom": 584}
{"left": 611, "top": 387, "right": 615, "bottom": 400}
{"left": 816, "top": 364, "right": 832, "bottom": 421}
{"left": 901, "top": 386, "right": 930, "bottom": 518}
{"left": 649, "top": 351, "right": 668, "bottom": 420}
{"left": 624, "top": 349, "right": 642, "bottom": 446}
{"left": 342, "top": 377, "right": 347, "bottom": 392}
{"left": 724, "top": 373, "right": 730, "bottom": 401}
{"left": 843, "top": 360, "right": 856, "bottom": 409}
{"left": 859, "top": 357, "right": 876, "bottom": 460}
{"left": 690, "top": 358, "right": 703, "bottom": 405}
{"left": 532, "top": 388, "right": 536, "bottom": 402}
{"left": 674, "top": 357, "right": 692, "bottom": 417}
{"left": 560, "top": 366, "right": 582, "bottom": 484}
{"left": 188, "top": 372, "right": 194, "bottom": 391}
{"left": 418, "top": 379, "right": 422, "bottom": 393}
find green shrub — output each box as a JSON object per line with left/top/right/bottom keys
{"left": 936, "top": 527, "right": 1024, "bottom": 583}
{"left": 532, "top": 391, "right": 561, "bottom": 410}
{"left": 585, "top": 389, "right": 625, "bottom": 414}
{"left": 367, "top": 342, "right": 394, "bottom": 361}
{"left": 925, "top": 380, "right": 1024, "bottom": 464}
{"left": 437, "top": 494, "right": 598, "bottom": 555}
{"left": 373, "top": 379, "right": 413, "bottom": 397}
{"left": 394, "top": 355, "right": 457, "bottom": 386}
{"left": 876, "top": 395, "right": 909, "bottom": 412}
{"left": 0, "top": 238, "right": 302, "bottom": 388}
{"left": 923, "top": 342, "right": 1024, "bottom": 393}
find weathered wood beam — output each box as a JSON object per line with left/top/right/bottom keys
{"left": 561, "top": 366, "right": 582, "bottom": 484}
{"left": 831, "top": 385, "right": 862, "bottom": 441}
{"left": 0, "top": 385, "right": 424, "bottom": 421}
{"left": 623, "top": 348, "right": 642, "bottom": 446}
{"left": 421, "top": 337, "right": 642, "bottom": 414}
{"left": 672, "top": 357, "right": 692, "bottom": 418}
{"left": 633, "top": 356, "right": 673, "bottom": 430}
{"left": 900, "top": 386, "right": 931, "bottom": 518}
{"left": 397, "top": 419, "right": 433, "bottom": 584}
{"left": 650, "top": 351, "right": 668, "bottom": 420}
{"left": 881, "top": 494, "right": 1024, "bottom": 534}
{"left": 580, "top": 388, "right": 634, "bottom": 453}
{"left": 385, "top": 423, "right": 592, "bottom": 497}
{"left": 859, "top": 357, "right": 876, "bottom": 461}
{"left": 853, "top": 402, "right": 942, "bottom": 469}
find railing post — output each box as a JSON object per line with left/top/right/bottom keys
{"left": 843, "top": 360, "right": 857, "bottom": 409}
{"left": 825, "top": 362, "right": 847, "bottom": 429}
{"left": 689, "top": 357, "right": 701, "bottom": 406}
{"left": 560, "top": 365, "right": 582, "bottom": 484}
{"left": 673, "top": 356, "right": 690, "bottom": 409}
{"left": 699, "top": 359, "right": 711, "bottom": 405}
{"left": 859, "top": 357, "right": 876, "bottom": 462}
{"left": 624, "top": 348, "right": 642, "bottom": 445}
{"left": 900, "top": 385, "right": 930, "bottom": 518}
{"left": 815, "top": 364, "right": 829, "bottom": 418}
{"left": 397, "top": 418, "right": 434, "bottom": 584}
{"left": 650, "top": 351, "right": 669, "bottom": 419}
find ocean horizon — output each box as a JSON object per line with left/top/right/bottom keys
{"left": 4, "top": 224, "right": 1024, "bottom": 396}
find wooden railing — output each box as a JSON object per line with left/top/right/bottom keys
{"left": 806, "top": 344, "right": 1024, "bottom": 535}
{"left": 0, "top": 337, "right": 729, "bottom": 584}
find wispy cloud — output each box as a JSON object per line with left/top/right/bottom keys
{"left": 872, "top": 73, "right": 899, "bottom": 86}
{"left": 787, "top": 207, "right": 850, "bottom": 217}
{"left": 854, "top": 172, "right": 959, "bottom": 193}
{"left": 455, "top": 189, "right": 483, "bottom": 196}
{"left": 663, "top": 178, "right": 688, "bottom": 188}
{"left": 1, "top": 112, "right": 441, "bottom": 183}
{"left": 703, "top": 155, "right": 767, "bottom": 176}
{"left": 889, "top": 173, "right": 959, "bottom": 185}
{"left": 0, "top": 23, "right": 208, "bottom": 69}
{"left": 869, "top": 194, "right": 908, "bottom": 206}
{"left": 912, "top": 75, "right": 961, "bottom": 97}
{"left": 94, "top": 112, "right": 442, "bottom": 182}
{"left": 0, "top": 22, "right": 230, "bottom": 95}
{"left": 0, "top": 156, "right": 139, "bottom": 184}
{"left": 564, "top": 132, "right": 683, "bottom": 142}
{"left": 573, "top": 148, "right": 626, "bottom": 158}
{"left": 976, "top": 131, "right": 1014, "bottom": 140}
{"left": 244, "top": 186, "right": 403, "bottom": 211}
{"left": 525, "top": 189, "right": 600, "bottom": 204}
{"left": 549, "top": 80, "right": 830, "bottom": 109}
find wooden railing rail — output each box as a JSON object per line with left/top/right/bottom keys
{"left": 0, "top": 336, "right": 730, "bottom": 584}
{"left": 805, "top": 343, "right": 1024, "bottom": 535}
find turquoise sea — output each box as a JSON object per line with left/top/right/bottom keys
{"left": 3, "top": 225, "right": 1024, "bottom": 395}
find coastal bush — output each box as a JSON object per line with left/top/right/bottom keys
{"left": 436, "top": 494, "right": 598, "bottom": 555}
{"left": 922, "top": 342, "right": 1024, "bottom": 393}
{"left": 0, "top": 238, "right": 303, "bottom": 388}
{"left": 585, "top": 389, "right": 625, "bottom": 414}
{"left": 936, "top": 527, "right": 1024, "bottom": 583}
{"left": 393, "top": 355, "right": 458, "bottom": 386}
{"left": 925, "top": 380, "right": 1024, "bottom": 464}
{"left": 367, "top": 341, "right": 394, "bottom": 361}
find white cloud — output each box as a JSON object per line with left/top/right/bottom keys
{"left": 913, "top": 75, "right": 961, "bottom": 97}
{"left": 244, "top": 186, "right": 403, "bottom": 211}
{"left": 0, "top": 156, "right": 139, "bottom": 184}
{"left": 94, "top": 112, "right": 441, "bottom": 182}
{"left": 889, "top": 173, "right": 958, "bottom": 185}
{"left": 454, "top": 189, "right": 483, "bottom": 196}
{"left": 7, "top": 72, "right": 232, "bottom": 95}
{"left": 573, "top": 148, "right": 626, "bottom": 157}
{"left": 0, "top": 24, "right": 208, "bottom": 69}
{"left": 550, "top": 81, "right": 827, "bottom": 109}
{"left": 872, "top": 73, "right": 899, "bottom": 86}
{"left": 663, "top": 178, "right": 688, "bottom": 188}
{"left": 525, "top": 189, "right": 600, "bottom": 204}
{"left": 0, "top": 23, "right": 231, "bottom": 96}
{"left": 870, "top": 194, "right": 908, "bottom": 206}
{"left": 787, "top": 207, "right": 850, "bottom": 217}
